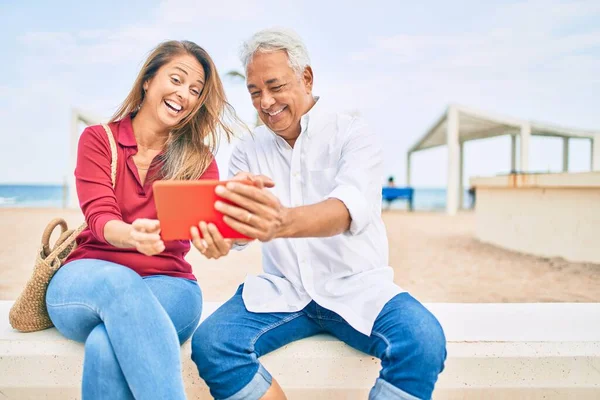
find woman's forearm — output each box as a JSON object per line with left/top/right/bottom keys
{"left": 104, "top": 220, "right": 136, "bottom": 248}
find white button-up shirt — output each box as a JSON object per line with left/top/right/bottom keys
{"left": 229, "top": 97, "right": 402, "bottom": 335}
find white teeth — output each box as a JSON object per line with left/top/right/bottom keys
{"left": 267, "top": 107, "right": 285, "bottom": 116}
{"left": 165, "top": 100, "right": 182, "bottom": 111}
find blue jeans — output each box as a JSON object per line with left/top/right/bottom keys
{"left": 46, "top": 259, "right": 203, "bottom": 400}
{"left": 192, "top": 285, "right": 446, "bottom": 400}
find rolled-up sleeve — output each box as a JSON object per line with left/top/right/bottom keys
{"left": 325, "top": 118, "right": 384, "bottom": 236}
{"left": 75, "top": 127, "right": 122, "bottom": 243}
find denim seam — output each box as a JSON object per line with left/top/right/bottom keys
{"left": 371, "top": 330, "right": 392, "bottom": 359}
{"left": 249, "top": 312, "right": 305, "bottom": 350}
{"left": 176, "top": 307, "right": 203, "bottom": 335}
{"left": 316, "top": 306, "right": 323, "bottom": 320}
{"left": 315, "top": 315, "right": 345, "bottom": 323}
{"left": 46, "top": 301, "right": 99, "bottom": 315}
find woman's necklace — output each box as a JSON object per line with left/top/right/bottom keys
{"left": 134, "top": 162, "right": 152, "bottom": 171}
{"left": 134, "top": 146, "right": 162, "bottom": 171}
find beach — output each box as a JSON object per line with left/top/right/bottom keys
{"left": 1, "top": 208, "right": 599, "bottom": 303}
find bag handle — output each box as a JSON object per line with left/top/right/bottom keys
{"left": 43, "top": 124, "right": 118, "bottom": 262}
{"left": 102, "top": 123, "right": 118, "bottom": 190}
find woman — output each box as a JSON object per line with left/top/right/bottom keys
{"left": 46, "top": 40, "right": 239, "bottom": 399}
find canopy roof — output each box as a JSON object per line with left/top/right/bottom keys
{"left": 409, "top": 104, "right": 598, "bottom": 154}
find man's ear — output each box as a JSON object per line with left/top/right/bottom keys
{"left": 302, "top": 66, "right": 314, "bottom": 93}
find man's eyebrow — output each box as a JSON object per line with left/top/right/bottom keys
{"left": 173, "top": 66, "right": 204, "bottom": 85}
{"left": 247, "top": 78, "right": 282, "bottom": 90}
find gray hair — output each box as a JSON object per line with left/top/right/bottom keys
{"left": 239, "top": 27, "right": 311, "bottom": 76}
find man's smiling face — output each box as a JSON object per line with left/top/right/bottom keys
{"left": 246, "top": 51, "right": 314, "bottom": 142}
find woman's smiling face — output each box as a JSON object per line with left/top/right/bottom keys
{"left": 142, "top": 53, "right": 206, "bottom": 129}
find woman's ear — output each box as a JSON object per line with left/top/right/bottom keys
{"left": 143, "top": 81, "right": 149, "bottom": 92}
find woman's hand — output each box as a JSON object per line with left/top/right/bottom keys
{"left": 130, "top": 219, "right": 165, "bottom": 256}
{"left": 191, "top": 221, "right": 234, "bottom": 260}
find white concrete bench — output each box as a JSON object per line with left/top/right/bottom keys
{"left": 1, "top": 301, "right": 599, "bottom": 399}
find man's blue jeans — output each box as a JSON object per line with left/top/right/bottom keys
{"left": 46, "top": 259, "right": 202, "bottom": 400}
{"left": 192, "top": 285, "right": 446, "bottom": 400}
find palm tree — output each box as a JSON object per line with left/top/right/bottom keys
{"left": 225, "top": 70, "right": 263, "bottom": 128}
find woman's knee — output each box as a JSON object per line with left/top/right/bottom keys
{"left": 85, "top": 324, "right": 119, "bottom": 369}
{"left": 49, "top": 260, "right": 145, "bottom": 305}
{"left": 96, "top": 263, "right": 146, "bottom": 298}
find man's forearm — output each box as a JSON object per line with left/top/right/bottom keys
{"left": 276, "top": 198, "right": 351, "bottom": 239}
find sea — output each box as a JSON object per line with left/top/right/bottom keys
{"left": 0, "top": 184, "right": 473, "bottom": 211}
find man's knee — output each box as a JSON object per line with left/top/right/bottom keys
{"left": 392, "top": 310, "right": 447, "bottom": 375}
{"left": 191, "top": 319, "right": 239, "bottom": 373}
{"left": 190, "top": 322, "right": 215, "bottom": 368}
{"left": 412, "top": 315, "right": 446, "bottom": 372}
{"left": 379, "top": 310, "right": 446, "bottom": 399}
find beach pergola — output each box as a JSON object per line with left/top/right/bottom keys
{"left": 406, "top": 104, "right": 600, "bottom": 215}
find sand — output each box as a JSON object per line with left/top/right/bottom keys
{"left": 1, "top": 208, "right": 599, "bottom": 303}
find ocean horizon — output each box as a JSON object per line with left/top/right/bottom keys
{"left": 0, "top": 184, "right": 473, "bottom": 211}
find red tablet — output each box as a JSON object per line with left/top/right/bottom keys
{"left": 153, "top": 180, "right": 251, "bottom": 241}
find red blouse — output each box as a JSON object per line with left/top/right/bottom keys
{"left": 65, "top": 115, "right": 219, "bottom": 280}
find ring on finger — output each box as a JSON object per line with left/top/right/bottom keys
{"left": 246, "top": 212, "right": 254, "bottom": 223}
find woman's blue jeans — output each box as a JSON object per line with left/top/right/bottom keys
{"left": 46, "top": 259, "right": 202, "bottom": 400}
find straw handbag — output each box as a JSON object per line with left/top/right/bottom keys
{"left": 9, "top": 124, "right": 117, "bottom": 332}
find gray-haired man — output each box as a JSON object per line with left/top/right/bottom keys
{"left": 191, "top": 28, "right": 446, "bottom": 400}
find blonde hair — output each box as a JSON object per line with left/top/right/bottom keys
{"left": 111, "top": 40, "right": 242, "bottom": 180}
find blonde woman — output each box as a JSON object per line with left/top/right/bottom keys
{"left": 46, "top": 40, "right": 238, "bottom": 399}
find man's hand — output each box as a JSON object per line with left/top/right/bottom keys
{"left": 231, "top": 172, "right": 275, "bottom": 189}
{"left": 190, "top": 221, "right": 234, "bottom": 260}
{"left": 215, "top": 181, "right": 288, "bottom": 242}
{"left": 130, "top": 219, "right": 165, "bottom": 256}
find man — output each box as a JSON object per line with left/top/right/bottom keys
{"left": 191, "top": 28, "right": 446, "bottom": 400}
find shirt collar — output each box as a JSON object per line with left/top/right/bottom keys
{"left": 301, "top": 95, "right": 320, "bottom": 138}
{"left": 116, "top": 114, "right": 137, "bottom": 147}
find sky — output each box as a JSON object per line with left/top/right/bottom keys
{"left": 0, "top": 0, "right": 599, "bottom": 188}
